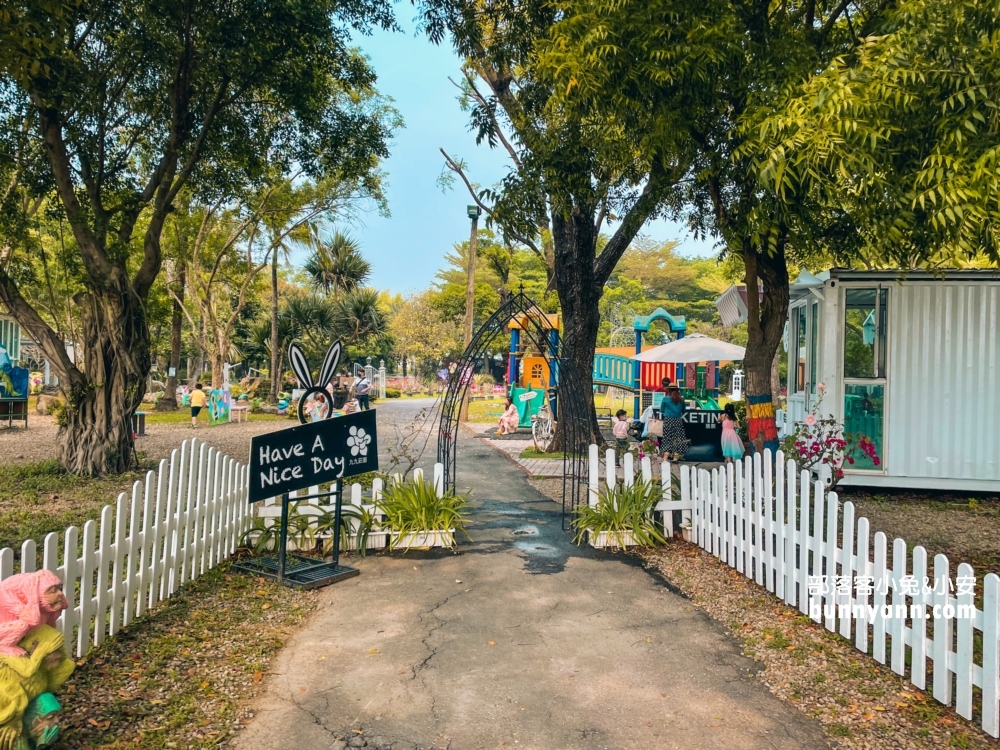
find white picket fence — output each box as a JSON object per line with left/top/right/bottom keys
{"left": 0, "top": 439, "right": 251, "bottom": 658}
{"left": 255, "top": 463, "right": 448, "bottom": 551}
{"left": 586, "top": 446, "right": 691, "bottom": 545}
{"left": 587, "top": 444, "right": 1000, "bottom": 738}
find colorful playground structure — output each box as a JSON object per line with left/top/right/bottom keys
{"left": 502, "top": 306, "right": 740, "bottom": 430}
{"left": 505, "top": 311, "right": 560, "bottom": 427}
{"left": 590, "top": 308, "right": 726, "bottom": 417}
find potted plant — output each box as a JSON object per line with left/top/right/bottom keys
{"left": 375, "top": 478, "right": 470, "bottom": 550}
{"left": 573, "top": 481, "right": 666, "bottom": 550}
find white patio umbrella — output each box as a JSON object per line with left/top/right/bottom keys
{"left": 630, "top": 333, "right": 745, "bottom": 363}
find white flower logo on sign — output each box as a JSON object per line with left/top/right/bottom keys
{"left": 348, "top": 425, "right": 371, "bottom": 457}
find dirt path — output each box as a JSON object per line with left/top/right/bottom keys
{"left": 231, "top": 409, "right": 827, "bottom": 750}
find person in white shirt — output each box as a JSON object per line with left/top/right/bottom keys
{"left": 355, "top": 375, "right": 371, "bottom": 410}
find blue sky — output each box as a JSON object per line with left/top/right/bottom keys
{"left": 346, "top": 14, "right": 717, "bottom": 294}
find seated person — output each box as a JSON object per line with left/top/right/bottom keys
{"left": 497, "top": 397, "right": 519, "bottom": 435}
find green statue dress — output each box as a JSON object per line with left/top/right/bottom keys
{"left": 0, "top": 625, "right": 75, "bottom": 750}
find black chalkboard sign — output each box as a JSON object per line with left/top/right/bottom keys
{"left": 682, "top": 409, "right": 723, "bottom": 460}
{"left": 247, "top": 409, "right": 378, "bottom": 503}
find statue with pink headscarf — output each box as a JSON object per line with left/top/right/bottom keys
{"left": 0, "top": 570, "right": 74, "bottom": 749}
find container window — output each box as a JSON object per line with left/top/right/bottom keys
{"left": 843, "top": 383, "right": 884, "bottom": 471}
{"left": 810, "top": 301, "right": 819, "bottom": 394}
{"left": 795, "top": 306, "right": 807, "bottom": 392}
{"left": 844, "top": 288, "right": 887, "bottom": 379}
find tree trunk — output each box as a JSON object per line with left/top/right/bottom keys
{"left": 160, "top": 264, "right": 185, "bottom": 410}
{"left": 57, "top": 289, "right": 149, "bottom": 475}
{"left": 211, "top": 349, "right": 225, "bottom": 389}
{"left": 269, "top": 244, "right": 279, "bottom": 404}
{"left": 550, "top": 204, "right": 603, "bottom": 450}
{"left": 742, "top": 240, "right": 790, "bottom": 455}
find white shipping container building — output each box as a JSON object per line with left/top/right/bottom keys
{"left": 717, "top": 268, "right": 1000, "bottom": 493}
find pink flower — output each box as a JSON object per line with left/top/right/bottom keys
{"left": 817, "top": 382, "right": 826, "bottom": 392}
{"left": 804, "top": 414, "right": 818, "bottom": 427}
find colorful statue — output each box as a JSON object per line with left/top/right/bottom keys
{"left": 0, "top": 571, "right": 74, "bottom": 749}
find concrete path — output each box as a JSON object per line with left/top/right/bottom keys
{"left": 234, "top": 404, "right": 826, "bottom": 750}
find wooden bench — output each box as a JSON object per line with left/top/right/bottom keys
{"left": 230, "top": 404, "right": 250, "bottom": 423}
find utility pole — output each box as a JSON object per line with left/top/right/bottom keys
{"left": 460, "top": 205, "right": 481, "bottom": 423}
{"left": 463, "top": 204, "right": 481, "bottom": 347}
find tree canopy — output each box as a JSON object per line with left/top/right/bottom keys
{"left": 0, "top": 0, "right": 398, "bottom": 473}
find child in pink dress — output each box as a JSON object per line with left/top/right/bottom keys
{"left": 720, "top": 403, "right": 745, "bottom": 463}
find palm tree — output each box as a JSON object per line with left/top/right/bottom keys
{"left": 335, "top": 287, "right": 388, "bottom": 345}
{"left": 304, "top": 231, "right": 372, "bottom": 298}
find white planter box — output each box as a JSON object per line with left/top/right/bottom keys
{"left": 680, "top": 525, "right": 693, "bottom": 543}
{"left": 391, "top": 529, "right": 456, "bottom": 550}
{"left": 588, "top": 530, "right": 641, "bottom": 549}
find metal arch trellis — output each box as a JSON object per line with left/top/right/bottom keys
{"left": 436, "top": 292, "right": 592, "bottom": 529}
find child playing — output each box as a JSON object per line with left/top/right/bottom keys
{"left": 720, "top": 402, "right": 745, "bottom": 463}
{"left": 189, "top": 383, "right": 207, "bottom": 428}
{"left": 613, "top": 409, "right": 630, "bottom": 450}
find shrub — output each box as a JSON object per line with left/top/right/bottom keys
{"left": 781, "top": 384, "right": 880, "bottom": 489}
{"left": 572, "top": 481, "right": 665, "bottom": 549}
{"left": 230, "top": 384, "right": 245, "bottom": 399}
{"left": 50, "top": 399, "right": 68, "bottom": 427}
{"left": 374, "top": 479, "right": 470, "bottom": 551}
{"left": 385, "top": 387, "right": 402, "bottom": 398}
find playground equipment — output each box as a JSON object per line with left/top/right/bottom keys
{"left": 632, "top": 333, "right": 746, "bottom": 414}
{"left": 506, "top": 311, "right": 559, "bottom": 429}
{"left": 590, "top": 307, "right": 705, "bottom": 417}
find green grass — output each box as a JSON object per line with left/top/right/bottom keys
{"left": 0, "top": 461, "right": 146, "bottom": 550}
{"left": 518, "top": 449, "right": 575, "bottom": 460}
{"left": 61, "top": 563, "right": 316, "bottom": 750}
{"left": 466, "top": 397, "right": 506, "bottom": 421}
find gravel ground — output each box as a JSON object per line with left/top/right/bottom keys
{"left": 639, "top": 544, "right": 995, "bottom": 750}
{"left": 845, "top": 490, "right": 1000, "bottom": 575}
{"left": 526, "top": 475, "right": 997, "bottom": 749}
{"left": 0, "top": 413, "right": 290, "bottom": 466}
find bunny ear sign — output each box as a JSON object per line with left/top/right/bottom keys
{"left": 288, "top": 344, "right": 313, "bottom": 388}
{"left": 318, "top": 341, "right": 342, "bottom": 388}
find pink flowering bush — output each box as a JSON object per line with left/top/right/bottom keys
{"left": 781, "top": 385, "right": 880, "bottom": 489}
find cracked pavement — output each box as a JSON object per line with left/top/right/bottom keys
{"left": 232, "top": 401, "right": 828, "bottom": 750}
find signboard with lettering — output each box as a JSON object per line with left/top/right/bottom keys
{"left": 682, "top": 409, "right": 723, "bottom": 460}
{"left": 247, "top": 409, "right": 378, "bottom": 503}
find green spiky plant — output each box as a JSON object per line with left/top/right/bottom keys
{"left": 573, "top": 480, "right": 666, "bottom": 549}
{"left": 374, "top": 479, "right": 470, "bottom": 551}
{"left": 238, "top": 502, "right": 316, "bottom": 555}
{"left": 313, "top": 502, "right": 380, "bottom": 557}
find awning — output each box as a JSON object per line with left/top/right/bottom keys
{"left": 631, "top": 333, "right": 745, "bottom": 363}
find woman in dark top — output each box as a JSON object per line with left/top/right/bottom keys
{"left": 659, "top": 388, "right": 690, "bottom": 460}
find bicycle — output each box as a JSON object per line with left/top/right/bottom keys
{"left": 531, "top": 399, "right": 555, "bottom": 451}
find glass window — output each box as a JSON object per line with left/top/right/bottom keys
{"left": 844, "top": 288, "right": 886, "bottom": 379}
{"left": 810, "top": 302, "right": 819, "bottom": 395}
{"left": 795, "top": 306, "right": 807, "bottom": 392}
{"left": 844, "top": 383, "right": 885, "bottom": 471}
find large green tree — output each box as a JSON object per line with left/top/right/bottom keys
{"left": 422, "top": 0, "right": 680, "bottom": 443}
{"left": 0, "top": 0, "right": 395, "bottom": 473}
{"left": 756, "top": 0, "right": 1000, "bottom": 265}
{"left": 543, "top": 0, "right": 895, "bottom": 450}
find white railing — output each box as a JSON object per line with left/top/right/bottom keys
{"left": 586, "top": 444, "right": 1000, "bottom": 739}
{"left": 0, "top": 439, "right": 251, "bottom": 658}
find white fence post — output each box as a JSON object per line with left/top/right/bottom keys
{"left": 623, "top": 446, "right": 1000, "bottom": 741}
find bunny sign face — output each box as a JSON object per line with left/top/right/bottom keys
{"left": 288, "top": 341, "right": 342, "bottom": 424}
